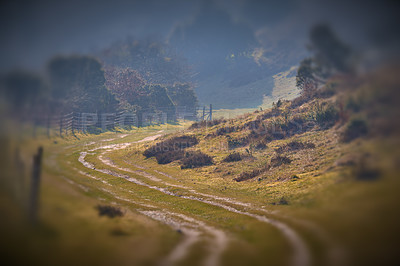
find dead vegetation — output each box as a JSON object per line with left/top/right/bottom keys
{"left": 143, "top": 135, "right": 198, "bottom": 164}
{"left": 142, "top": 67, "right": 399, "bottom": 182}
{"left": 270, "top": 155, "right": 292, "bottom": 167}
{"left": 180, "top": 151, "right": 214, "bottom": 169}
{"left": 234, "top": 165, "right": 270, "bottom": 182}
{"left": 275, "top": 140, "right": 315, "bottom": 154}
{"left": 341, "top": 118, "right": 368, "bottom": 142}
{"left": 96, "top": 205, "right": 124, "bottom": 218}
{"left": 222, "top": 152, "right": 242, "bottom": 163}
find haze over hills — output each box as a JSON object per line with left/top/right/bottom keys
{"left": 168, "top": 2, "right": 304, "bottom": 108}
{"left": 2, "top": 0, "right": 397, "bottom": 110}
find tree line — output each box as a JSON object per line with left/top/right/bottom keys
{"left": 0, "top": 38, "right": 198, "bottom": 124}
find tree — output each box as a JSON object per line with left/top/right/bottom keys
{"left": 98, "top": 37, "right": 191, "bottom": 85}
{"left": 47, "top": 55, "right": 118, "bottom": 113}
{"left": 296, "top": 24, "right": 353, "bottom": 94}
{"left": 166, "top": 83, "right": 198, "bottom": 108}
{"left": 308, "top": 24, "right": 353, "bottom": 76}
{"left": 146, "top": 84, "right": 175, "bottom": 109}
{"left": 104, "top": 66, "right": 146, "bottom": 108}
{"left": 296, "top": 58, "right": 314, "bottom": 90}
{"left": 0, "top": 70, "right": 48, "bottom": 115}
{"left": 296, "top": 58, "right": 318, "bottom": 97}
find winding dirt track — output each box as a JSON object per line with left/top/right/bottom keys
{"left": 70, "top": 132, "right": 344, "bottom": 266}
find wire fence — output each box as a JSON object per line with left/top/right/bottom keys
{"left": 24, "top": 105, "right": 212, "bottom": 137}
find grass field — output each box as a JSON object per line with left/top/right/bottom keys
{"left": 2, "top": 66, "right": 400, "bottom": 266}
{"left": 1, "top": 117, "right": 399, "bottom": 266}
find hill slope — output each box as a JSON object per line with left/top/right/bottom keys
{"left": 2, "top": 66, "right": 399, "bottom": 266}
{"left": 140, "top": 65, "right": 400, "bottom": 265}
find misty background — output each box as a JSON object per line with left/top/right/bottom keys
{"left": 1, "top": 0, "right": 399, "bottom": 108}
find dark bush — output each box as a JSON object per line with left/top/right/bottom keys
{"left": 110, "top": 228, "right": 130, "bottom": 236}
{"left": 314, "top": 103, "right": 339, "bottom": 128}
{"left": 215, "top": 126, "right": 237, "bottom": 136}
{"left": 86, "top": 126, "right": 103, "bottom": 135}
{"left": 275, "top": 140, "right": 315, "bottom": 154}
{"left": 155, "top": 150, "right": 184, "bottom": 164}
{"left": 143, "top": 135, "right": 198, "bottom": 165}
{"left": 355, "top": 166, "right": 380, "bottom": 181}
{"left": 234, "top": 165, "right": 270, "bottom": 182}
{"left": 180, "top": 151, "right": 213, "bottom": 169}
{"left": 254, "top": 141, "right": 267, "bottom": 150}
{"left": 350, "top": 155, "right": 380, "bottom": 181}
{"left": 96, "top": 205, "right": 124, "bottom": 218}
{"left": 228, "top": 115, "right": 314, "bottom": 150}
{"left": 280, "top": 119, "right": 309, "bottom": 136}
{"left": 222, "top": 152, "right": 242, "bottom": 163}
{"left": 257, "top": 116, "right": 313, "bottom": 144}
{"left": 270, "top": 155, "right": 292, "bottom": 167}
{"left": 272, "top": 197, "right": 289, "bottom": 205}
{"left": 226, "top": 135, "right": 248, "bottom": 149}
{"left": 341, "top": 118, "right": 368, "bottom": 142}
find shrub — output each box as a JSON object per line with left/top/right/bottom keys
{"left": 313, "top": 102, "right": 339, "bottom": 128}
{"left": 259, "top": 116, "right": 313, "bottom": 143}
{"left": 234, "top": 165, "right": 269, "bottom": 182}
{"left": 180, "top": 151, "right": 213, "bottom": 169}
{"left": 86, "top": 126, "right": 103, "bottom": 135}
{"left": 275, "top": 140, "right": 315, "bottom": 154}
{"left": 143, "top": 135, "right": 198, "bottom": 161}
{"left": 222, "top": 152, "right": 242, "bottom": 163}
{"left": 110, "top": 228, "right": 130, "bottom": 236}
{"left": 341, "top": 118, "right": 368, "bottom": 142}
{"left": 354, "top": 164, "right": 380, "bottom": 181}
{"left": 270, "top": 155, "right": 292, "bottom": 167}
{"left": 215, "top": 126, "right": 237, "bottom": 136}
{"left": 226, "top": 135, "right": 248, "bottom": 149}
{"left": 155, "top": 150, "right": 184, "bottom": 164}
{"left": 272, "top": 197, "right": 289, "bottom": 205}
{"left": 350, "top": 154, "right": 380, "bottom": 181}
{"left": 96, "top": 205, "right": 124, "bottom": 218}
{"left": 254, "top": 141, "right": 267, "bottom": 150}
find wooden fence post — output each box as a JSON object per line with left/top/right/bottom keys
{"left": 71, "top": 112, "right": 75, "bottom": 135}
{"left": 46, "top": 115, "right": 50, "bottom": 138}
{"left": 29, "top": 146, "right": 43, "bottom": 224}
{"left": 209, "top": 104, "right": 213, "bottom": 121}
{"left": 59, "top": 115, "right": 63, "bottom": 137}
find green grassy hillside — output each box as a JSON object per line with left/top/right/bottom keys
{"left": 138, "top": 65, "right": 400, "bottom": 265}
{"left": 1, "top": 65, "right": 399, "bottom": 266}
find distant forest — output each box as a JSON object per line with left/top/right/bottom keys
{"left": 0, "top": 38, "right": 198, "bottom": 121}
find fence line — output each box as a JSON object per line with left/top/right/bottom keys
{"left": 25, "top": 105, "right": 212, "bottom": 137}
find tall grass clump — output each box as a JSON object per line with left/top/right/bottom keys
{"left": 341, "top": 118, "right": 368, "bottom": 142}
{"left": 143, "top": 135, "right": 198, "bottom": 164}
{"left": 180, "top": 151, "right": 213, "bottom": 169}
